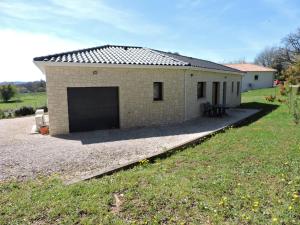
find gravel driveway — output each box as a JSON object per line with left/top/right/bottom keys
{"left": 0, "top": 108, "right": 259, "bottom": 182}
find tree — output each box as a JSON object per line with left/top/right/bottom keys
{"left": 283, "top": 61, "right": 300, "bottom": 124}
{"left": 254, "top": 47, "right": 287, "bottom": 78}
{"left": 254, "top": 27, "right": 300, "bottom": 79}
{"left": 20, "top": 80, "right": 46, "bottom": 92}
{"left": 284, "top": 61, "right": 300, "bottom": 84}
{"left": 254, "top": 46, "right": 279, "bottom": 67}
{"left": 282, "top": 28, "right": 300, "bottom": 63}
{"left": 0, "top": 84, "right": 17, "bottom": 102}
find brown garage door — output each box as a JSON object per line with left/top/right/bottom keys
{"left": 67, "top": 87, "right": 119, "bottom": 132}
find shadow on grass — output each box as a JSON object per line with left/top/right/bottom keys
{"left": 236, "top": 102, "right": 279, "bottom": 128}
{"left": 0, "top": 99, "right": 22, "bottom": 104}
{"left": 153, "top": 102, "right": 278, "bottom": 161}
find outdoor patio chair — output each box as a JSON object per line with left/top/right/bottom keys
{"left": 202, "top": 102, "right": 212, "bottom": 117}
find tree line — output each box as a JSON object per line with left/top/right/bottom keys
{"left": 0, "top": 80, "right": 46, "bottom": 103}
{"left": 254, "top": 27, "right": 300, "bottom": 79}
{"left": 17, "top": 80, "right": 46, "bottom": 93}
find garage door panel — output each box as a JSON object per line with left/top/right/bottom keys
{"left": 67, "top": 87, "right": 119, "bottom": 132}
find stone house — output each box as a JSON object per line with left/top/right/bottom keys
{"left": 34, "top": 45, "right": 243, "bottom": 135}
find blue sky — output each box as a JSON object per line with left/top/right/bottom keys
{"left": 0, "top": 0, "right": 300, "bottom": 81}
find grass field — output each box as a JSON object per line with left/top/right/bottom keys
{"left": 1, "top": 88, "right": 300, "bottom": 224}
{"left": 0, "top": 92, "right": 47, "bottom": 111}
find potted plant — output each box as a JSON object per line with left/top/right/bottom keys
{"left": 39, "top": 126, "right": 49, "bottom": 135}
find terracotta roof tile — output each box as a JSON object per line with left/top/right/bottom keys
{"left": 224, "top": 63, "right": 276, "bottom": 72}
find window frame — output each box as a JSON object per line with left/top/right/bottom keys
{"left": 231, "top": 81, "right": 234, "bottom": 93}
{"left": 197, "top": 82, "right": 206, "bottom": 99}
{"left": 153, "top": 82, "right": 163, "bottom": 101}
{"left": 237, "top": 81, "right": 240, "bottom": 96}
{"left": 254, "top": 74, "right": 259, "bottom": 81}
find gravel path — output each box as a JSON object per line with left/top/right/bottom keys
{"left": 0, "top": 109, "right": 259, "bottom": 182}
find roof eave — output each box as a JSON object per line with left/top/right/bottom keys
{"left": 33, "top": 61, "right": 245, "bottom": 76}
{"left": 33, "top": 60, "right": 46, "bottom": 74}
{"left": 243, "top": 70, "right": 276, "bottom": 72}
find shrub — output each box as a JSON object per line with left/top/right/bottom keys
{"left": 0, "top": 84, "right": 17, "bottom": 102}
{"left": 14, "top": 106, "right": 35, "bottom": 117}
{"left": 292, "top": 97, "right": 300, "bottom": 125}
{"left": 4, "top": 110, "right": 14, "bottom": 118}
{"left": 279, "top": 84, "right": 287, "bottom": 96}
{"left": 265, "top": 95, "right": 276, "bottom": 102}
{"left": 0, "top": 109, "right": 5, "bottom": 119}
{"left": 278, "top": 98, "right": 287, "bottom": 103}
{"left": 290, "top": 87, "right": 300, "bottom": 125}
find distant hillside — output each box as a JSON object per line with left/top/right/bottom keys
{"left": 0, "top": 81, "right": 27, "bottom": 85}
{"left": 0, "top": 80, "right": 46, "bottom": 93}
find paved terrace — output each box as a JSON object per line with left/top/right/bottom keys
{"left": 0, "top": 108, "right": 259, "bottom": 183}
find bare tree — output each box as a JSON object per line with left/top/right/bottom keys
{"left": 282, "top": 28, "right": 300, "bottom": 63}
{"left": 254, "top": 46, "right": 290, "bottom": 78}
{"left": 254, "top": 46, "right": 279, "bottom": 67}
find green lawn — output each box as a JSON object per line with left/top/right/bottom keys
{"left": 1, "top": 88, "right": 300, "bottom": 224}
{"left": 0, "top": 92, "right": 47, "bottom": 111}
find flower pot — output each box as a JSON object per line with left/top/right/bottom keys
{"left": 40, "top": 126, "right": 49, "bottom": 135}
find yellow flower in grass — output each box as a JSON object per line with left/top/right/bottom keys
{"left": 251, "top": 201, "right": 259, "bottom": 212}
{"left": 218, "top": 197, "right": 227, "bottom": 206}
{"left": 253, "top": 201, "right": 259, "bottom": 207}
{"left": 288, "top": 205, "right": 293, "bottom": 210}
{"left": 242, "top": 214, "right": 250, "bottom": 221}
{"left": 292, "top": 192, "right": 299, "bottom": 200}
{"left": 272, "top": 217, "right": 278, "bottom": 223}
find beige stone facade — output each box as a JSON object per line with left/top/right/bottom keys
{"left": 185, "top": 70, "right": 241, "bottom": 120}
{"left": 45, "top": 65, "right": 242, "bottom": 135}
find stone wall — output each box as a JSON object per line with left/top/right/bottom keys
{"left": 45, "top": 66, "right": 186, "bottom": 135}
{"left": 185, "top": 70, "right": 242, "bottom": 120}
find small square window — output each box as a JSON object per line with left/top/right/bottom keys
{"left": 254, "top": 75, "right": 259, "bottom": 80}
{"left": 197, "top": 82, "right": 206, "bottom": 99}
{"left": 153, "top": 82, "right": 163, "bottom": 101}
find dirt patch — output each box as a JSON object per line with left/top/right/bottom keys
{"left": 110, "top": 193, "right": 124, "bottom": 214}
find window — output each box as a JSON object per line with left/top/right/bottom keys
{"left": 197, "top": 82, "right": 206, "bottom": 99}
{"left": 237, "top": 81, "right": 240, "bottom": 96}
{"left": 153, "top": 82, "right": 163, "bottom": 101}
{"left": 231, "top": 81, "right": 234, "bottom": 93}
{"left": 254, "top": 74, "right": 259, "bottom": 80}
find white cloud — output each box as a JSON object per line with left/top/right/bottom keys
{"left": 0, "top": 0, "right": 164, "bottom": 35}
{"left": 51, "top": 0, "right": 163, "bottom": 34}
{"left": 0, "top": 1, "right": 54, "bottom": 20}
{"left": 0, "top": 29, "right": 87, "bottom": 82}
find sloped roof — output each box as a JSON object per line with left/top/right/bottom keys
{"left": 224, "top": 63, "right": 276, "bottom": 72}
{"left": 156, "top": 50, "right": 240, "bottom": 73}
{"left": 34, "top": 45, "right": 242, "bottom": 73}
